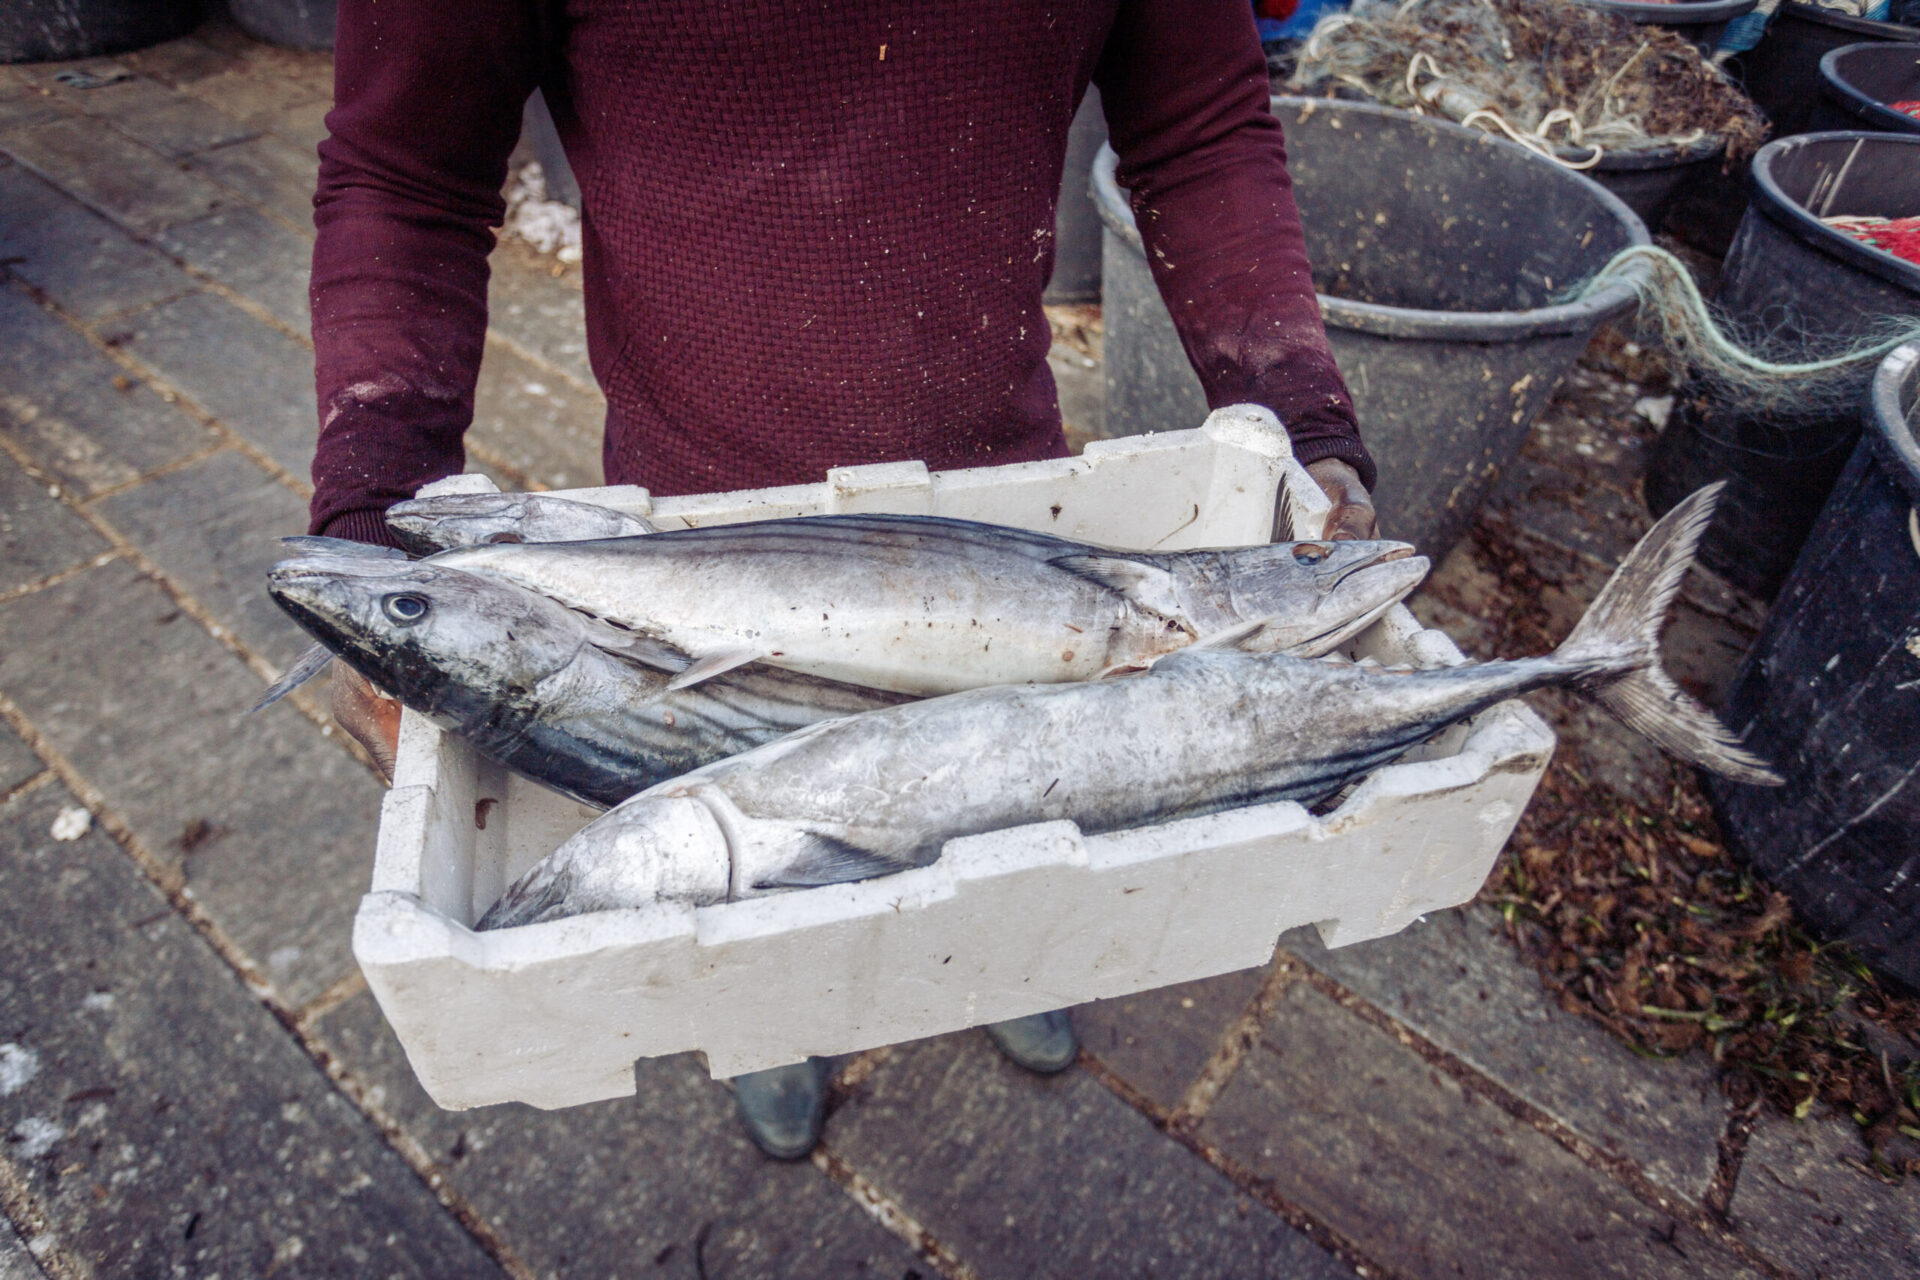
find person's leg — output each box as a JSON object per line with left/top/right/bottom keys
{"left": 732, "top": 1057, "right": 831, "bottom": 1159}
{"left": 984, "top": 1007, "right": 1078, "bottom": 1074}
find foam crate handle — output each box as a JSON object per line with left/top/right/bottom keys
{"left": 364, "top": 406, "right": 1552, "bottom": 1110}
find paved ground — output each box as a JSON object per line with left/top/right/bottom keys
{"left": 0, "top": 19, "right": 1913, "bottom": 1280}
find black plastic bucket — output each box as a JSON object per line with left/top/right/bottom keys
{"left": 1045, "top": 87, "right": 1106, "bottom": 306}
{"left": 226, "top": 0, "right": 335, "bottom": 51}
{"left": 1094, "top": 97, "right": 1649, "bottom": 557}
{"left": 1582, "top": 136, "right": 1728, "bottom": 226}
{"left": 1812, "top": 41, "right": 1920, "bottom": 134}
{"left": 1, "top": 0, "right": 200, "bottom": 63}
{"left": 1738, "top": 4, "right": 1920, "bottom": 138}
{"left": 1574, "top": 0, "right": 1758, "bottom": 52}
{"left": 1644, "top": 131, "right": 1920, "bottom": 596}
{"left": 1707, "top": 340, "right": 1920, "bottom": 991}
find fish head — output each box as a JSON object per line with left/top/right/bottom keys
{"left": 265, "top": 556, "right": 589, "bottom": 715}
{"left": 384, "top": 493, "right": 652, "bottom": 554}
{"left": 1224, "top": 539, "right": 1430, "bottom": 655}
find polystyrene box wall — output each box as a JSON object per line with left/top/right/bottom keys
{"left": 354, "top": 406, "right": 1556, "bottom": 1110}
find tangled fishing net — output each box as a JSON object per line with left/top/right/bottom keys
{"left": 1288, "top": 0, "right": 1768, "bottom": 168}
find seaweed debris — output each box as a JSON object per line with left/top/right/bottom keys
{"left": 1447, "top": 515, "right": 1920, "bottom": 1179}
{"left": 1288, "top": 0, "right": 1767, "bottom": 165}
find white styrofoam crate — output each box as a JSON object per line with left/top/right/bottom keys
{"left": 354, "top": 406, "right": 1555, "bottom": 1109}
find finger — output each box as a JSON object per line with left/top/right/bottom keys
{"left": 1325, "top": 500, "right": 1379, "bottom": 541}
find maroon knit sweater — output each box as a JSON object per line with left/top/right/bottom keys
{"left": 310, "top": 0, "right": 1372, "bottom": 545}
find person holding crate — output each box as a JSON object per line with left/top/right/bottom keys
{"left": 309, "top": 0, "right": 1378, "bottom": 1159}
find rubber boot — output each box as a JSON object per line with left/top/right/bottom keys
{"left": 732, "top": 1057, "right": 830, "bottom": 1160}
{"left": 984, "top": 1008, "right": 1079, "bottom": 1074}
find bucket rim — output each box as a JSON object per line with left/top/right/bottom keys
{"left": 1870, "top": 340, "right": 1920, "bottom": 504}
{"left": 1817, "top": 42, "right": 1920, "bottom": 137}
{"left": 1749, "top": 131, "right": 1920, "bottom": 293}
{"left": 1090, "top": 98, "right": 1650, "bottom": 343}
{"left": 1572, "top": 0, "right": 1755, "bottom": 23}
{"left": 1576, "top": 134, "right": 1727, "bottom": 170}
{"left": 1770, "top": 3, "right": 1920, "bottom": 40}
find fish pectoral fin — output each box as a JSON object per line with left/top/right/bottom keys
{"left": 581, "top": 623, "right": 696, "bottom": 675}
{"left": 1187, "top": 616, "right": 1275, "bottom": 651}
{"left": 750, "top": 832, "right": 909, "bottom": 889}
{"left": 279, "top": 535, "right": 411, "bottom": 560}
{"left": 664, "top": 647, "right": 766, "bottom": 691}
{"left": 250, "top": 641, "right": 334, "bottom": 712}
{"left": 1048, "top": 554, "right": 1183, "bottom": 619}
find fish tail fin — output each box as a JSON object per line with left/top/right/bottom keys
{"left": 1554, "top": 483, "right": 1782, "bottom": 786}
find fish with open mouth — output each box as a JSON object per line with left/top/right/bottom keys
{"left": 430, "top": 514, "right": 1431, "bottom": 696}
{"left": 264, "top": 554, "right": 907, "bottom": 809}
{"left": 476, "top": 484, "right": 1780, "bottom": 929}
{"left": 384, "top": 492, "right": 655, "bottom": 555}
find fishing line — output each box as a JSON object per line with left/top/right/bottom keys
{"left": 1568, "top": 244, "right": 1920, "bottom": 421}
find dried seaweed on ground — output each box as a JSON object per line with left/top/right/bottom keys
{"left": 1452, "top": 518, "right": 1920, "bottom": 1179}
{"left": 1288, "top": 0, "right": 1767, "bottom": 161}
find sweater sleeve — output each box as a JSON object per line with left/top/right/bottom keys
{"left": 307, "top": 0, "right": 546, "bottom": 545}
{"left": 1093, "top": 0, "right": 1375, "bottom": 490}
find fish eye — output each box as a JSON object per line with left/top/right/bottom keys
{"left": 383, "top": 593, "right": 430, "bottom": 625}
{"left": 483, "top": 532, "right": 524, "bottom": 544}
{"left": 1292, "top": 543, "right": 1331, "bottom": 566}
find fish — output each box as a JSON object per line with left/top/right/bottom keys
{"left": 384, "top": 492, "right": 656, "bottom": 555}
{"left": 264, "top": 554, "right": 909, "bottom": 809}
{"left": 476, "top": 484, "right": 1780, "bottom": 929}
{"left": 430, "top": 514, "right": 1430, "bottom": 696}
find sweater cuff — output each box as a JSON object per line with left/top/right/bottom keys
{"left": 1290, "top": 434, "right": 1378, "bottom": 496}
{"left": 315, "top": 506, "right": 411, "bottom": 551}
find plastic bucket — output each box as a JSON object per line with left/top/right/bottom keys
{"left": 1581, "top": 136, "right": 1728, "bottom": 226}
{"left": 1, "top": 0, "right": 200, "bottom": 63}
{"left": 1811, "top": 41, "right": 1920, "bottom": 135}
{"left": 1094, "top": 96, "right": 1649, "bottom": 557}
{"left": 226, "top": 0, "right": 335, "bottom": 51}
{"left": 1707, "top": 340, "right": 1920, "bottom": 990}
{"left": 1044, "top": 87, "right": 1106, "bottom": 306}
{"left": 1573, "top": 0, "right": 1758, "bottom": 52}
{"left": 1737, "top": 4, "right": 1920, "bottom": 139}
{"left": 1644, "top": 131, "right": 1920, "bottom": 596}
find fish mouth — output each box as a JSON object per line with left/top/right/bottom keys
{"left": 1324, "top": 542, "right": 1419, "bottom": 593}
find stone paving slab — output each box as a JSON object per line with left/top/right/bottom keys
{"left": 0, "top": 559, "right": 377, "bottom": 1008}
{"left": 95, "top": 449, "right": 313, "bottom": 669}
{"left": 0, "top": 450, "right": 109, "bottom": 595}
{"left": 0, "top": 115, "right": 230, "bottom": 235}
{"left": 316, "top": 992, "right": 927, "bottom": 1280}
{"left": 113, "top": 290, "right": 317, "bottom": 477}
{"left": 0, "top": 721, "right": 41, "bottom": 798}
{"left": 177, "top": 66, "right": 325, "bottom": 134}
{"left": 157, "top": 206, "right": 312, "bottom": 335}
{"left": 0, "top": 1216, "right": 45, "bottom": 1280}
{"left": 53, "top": 75, "right": 257, "bottom": 160}
{"left": 1074, "top": 966, "right": 1265, "bottom": 1114}
{"left": 1729, "top": 1113, "right": 1920, "bottom": 1280}
{"left": 827, "top": 1032, "right": 1355, "bottom": 1280}
{"left": 0, "top": 779, "right": 501, "bottom": 1279}
{"left": 0, "top": 285, "right": 216, "bottom": 496}
{"left": 187, "top": 132, "right": 319, "bottom": 231}
{"left": 0, "top": 159, "right": 189, "bottom": 322}
{"left": 484, "top": 250, "right": 594, "bottom": 389}
{"left": 469, "top": 338, "right": 606, "bottom": 491}
{"left": 1283, "top": 909, "right": 1729, "bottom": 1200}
{"left": 119, "top": 34, "right": 244, "bottom": 88}
{"left": 1201, "top": 983, "right": 1755, "bottom": 1280}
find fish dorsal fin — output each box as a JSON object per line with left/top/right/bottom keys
{"left": 750, "top": 831, "right": 909, "bottom": 889}
{"left": 1049, "top": 553, "right": 1183, "bottom": 620}
{"left": 250, "top": 641, "right": 334, "bottom": 712}
{"left": 665, "top": 647, "right": 766, "bottom": 691}
{"left": 280, "top": 535, "right": 411, "bottom": 560}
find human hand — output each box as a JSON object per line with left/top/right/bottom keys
{"left": 331, "top": 664, "right": 402, "bottom": 783}
{"left": 1305, "top": 458, "right": 1378, "bottom": 541}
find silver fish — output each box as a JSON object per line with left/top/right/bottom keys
{"left": 265, "top": 555, "right": 907, "bottom": 809}
{"left": 478, "top": 484, "right": 1780, "bottom": 929}
{"left": 432, "top": 514, "right": 1430, "bottom": 696}
{"left": 385, "top": 492, "right": 656, "bottom": 555}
